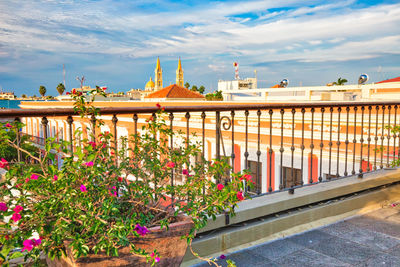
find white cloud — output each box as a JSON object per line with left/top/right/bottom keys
{"left": 0, "top": 0, "right": 399, "bottom": 87}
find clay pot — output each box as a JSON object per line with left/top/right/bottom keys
{"left": 46, "top": 216, "right": 193, "bottom": 267}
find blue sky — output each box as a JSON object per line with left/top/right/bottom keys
{"left": 0, "top": 0, "right": 399, "bottom": 96}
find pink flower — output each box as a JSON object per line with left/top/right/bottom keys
{"left": 0, "top": 202, "right": 7, "bottom": 211}
{"left": 0, "top": 158, "right": 8, "bottom": 168}
{"left": 53, "top": 175, "right": 58, "bottom": 181}
{"left": 237, "top": 191, "right": 244, "bottom": 201}
{"left": 219, "top": 254, "right": 227, "bottom": 259}
{"left": 11, "top": 212, "right": 21, "bottom": 222}
{"left": 80, "top": 184, "right": 87, "bottom": 192}
{"left": 217, "top": 184, "right": 224, "bottom": 191}
{"left": 30, "top": 174, "right": 39, "bottom": 180}
{"left": 243, "top": 174, "right": 252, "bottom": 181}
{"left": 182, "top": 169, "right": 189, "bottom": 175}
{"left": 31, "top": 238, "right": 41, "bottom": 246}
{"left": 22, "top": 239, "right": 33, "bottom": 252}
{"left": 5, "top": 123, "right": 12, "bottom": 128}
{"left": 85, "top": 161, "right": 94, "bottom": 167}
{"left": 22, "top": 238, "right": 41, "bottom": 252}
{"left": 88, "top": 141, "right": 96, "bottom": 148}
{"left": 13, "top": 205, "right": 23, "bottom": 213}
{"left": 134, "top": 224, "right": 150, "bottom": 237}
{"left": 150, "top": 252, "right": 160, "bottom": 262}
{"left": 391, "top": 203, "right": 397, "bottom": 207}
{"left": 166, "top": 161, "right": 175, "bottom": 168}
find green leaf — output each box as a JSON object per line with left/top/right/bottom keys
{"left": 9, "top": 251, "right": 24, "bottom": 260}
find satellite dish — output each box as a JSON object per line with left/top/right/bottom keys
{"left": 280, "top": 79, "right": 289, "bottom": 88}
{"left": 358, "top": 73, "right": 369, "bottom": 85}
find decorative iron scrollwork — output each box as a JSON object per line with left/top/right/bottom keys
{"left": 220, "top": 116, "right": 232, "bottom": 131}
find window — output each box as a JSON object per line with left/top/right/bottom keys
{"left": 282, "top": 167, "right": 302, "bottom": 188}
{"left": 247, "top": 160, "right": 262, "bottom": 194}
{"left": 59, "top": 127, "right": 64, "bottom": 141}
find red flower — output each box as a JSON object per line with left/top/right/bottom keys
{"left": 236, "top": 191, "right": 244, "bottom": 201}
{"left": 217, "top": 184, "right": 224, "bottom": 191}
{"left": 182, "top": 169, "right": 189, "bottom": 175}
{"left": 72, "top": 89, "right": 76, "bottom": 94}
{"left": 118, "top": 177, "right": 123, "bottom": 182}
{"left": 0, "top": 158, "right": 8, "bottom": 168}
{"left": 13, "top": 205, "right": 23, "bottom": 213}
{"left": 242, "top": 174, "right": 252, "bottom": 181}
{"left": 66, "top": 92, "right": 70, "bottom": 95}
{"left": 11, "top": 212, "right": 22, "bottom": 222}
{"left": 166, "top": 161, "right": 175, "bottom": 168}
{"left": 156, "top": 103, "right": 161, "bottom": 108}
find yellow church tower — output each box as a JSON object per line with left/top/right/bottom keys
{"left": 154, "top": 57, "right": 163, "bottom": 90}
{"left": 176, "top": 57, "right": 184, "bottom": 87}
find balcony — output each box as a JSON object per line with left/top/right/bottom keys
{"left": 1, "top": 100, "right": 400, "bottom": 265}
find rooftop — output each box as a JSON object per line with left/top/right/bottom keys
{"left": 145, "top": 84, "right": 205, "bottom": 99}
{"left": 376, "top": 76, "right": 400, "bottom": 84}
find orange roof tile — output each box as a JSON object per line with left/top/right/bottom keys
{"left": 145, "top": 84, "right": 205, "bottom": 99}
{"left": 376, "top": 76, "right": 400, "bottom": 84}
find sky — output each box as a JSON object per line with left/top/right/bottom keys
{"left": 0, "top": 0, "right": 399, "bottom": 96}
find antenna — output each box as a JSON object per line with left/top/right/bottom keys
{"left": 358, "top": 73, "right": 369, "bottom": 85}
{"left": 63, "top": 64, "right": 66, "bottom": 88}
{"left": 76, "top": 76, "right": 85, "bottom": 89}
{"left": 233, "top": 62, "right": 239, "bottom": 80}
{"left": 280, "top": 79, "right": 289, "bottom": 88}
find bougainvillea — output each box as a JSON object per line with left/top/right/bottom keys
{"left": 0, "top": 86, "right": 253, "bottom": 266}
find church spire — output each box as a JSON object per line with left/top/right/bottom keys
{"left": 176, "top": 57, "right": 184, "bottom": 87}
{"left": 154, "top": 57, "right": 163, "bottom": 90}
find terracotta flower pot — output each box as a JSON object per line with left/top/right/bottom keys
{"left": 46, "top": 216, "right": 194, "bottom": 267}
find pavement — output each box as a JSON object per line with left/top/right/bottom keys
{"left": 192, "top": 205, "right": 400, "bottom": 267}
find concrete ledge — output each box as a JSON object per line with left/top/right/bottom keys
{"left": 183, "top": 170, "right": 400, "bottom": 265}
{"left": 199, "top": 169, "right": 400, "bottom": 233}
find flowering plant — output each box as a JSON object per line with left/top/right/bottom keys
{"left": 0, "top": 87, "right": 252, "bottom": 266}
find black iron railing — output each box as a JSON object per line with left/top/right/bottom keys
{"left": 1, "top": 101, "right": 399, "bottom": 195}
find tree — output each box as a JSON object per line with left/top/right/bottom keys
{"left": 214, "top": 90, "right": 223, "bottom": 100}
{"left": 56, "top": 83, "right": 65, "bottom": 95}
{"left": 333, "top": 77, "right": 348, "bottom": 86}
{"left": 21, "top": 94, "right": 27, "bottom": 98}
{"left": 191, "top": 85, "right": 198, "bottom": 92}
{"left": 184, "top": 82, "right": 190, "bottom": 89}
{"left": 39, "top": 85, "right": 46, "bottom": 97}
{"left": 198, "top": 85, "right": 205, "bottom": 94}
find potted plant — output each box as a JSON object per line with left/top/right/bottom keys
{"left": 0, "top": 87, "right": 252, "bottom": 266}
